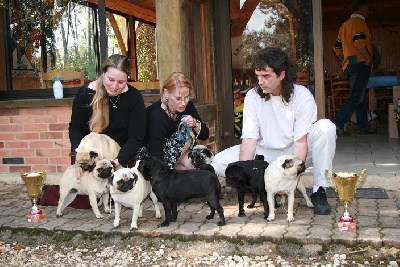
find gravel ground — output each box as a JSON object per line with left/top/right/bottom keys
{"left": 0, "top": 228, "right": 399, "bottom": 267}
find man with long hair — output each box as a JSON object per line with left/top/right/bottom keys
{"left": 212, "top": 47, "right": 336, "bottom": 215}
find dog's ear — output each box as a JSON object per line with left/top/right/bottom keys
{"left": 89, "top": 151, "right": 99, "bottom": 159}
{"left": 202, "top": 148, "right": 213, "bottom": 158}
{"left": 254, "top": 154, "right": 264, "bottom": 161}
{"left": 137, "top": 159, "right": 144, "bottom": 173}
{"left": 108, "top": 174, "right": 114, "bottom": 185}
{"left": 110, "top": 160, "right": 116, "bottom": 169}
{"left": 281, "top": 158, "right": 294, "bottom": 169}
{"left": 132, "top": 172, "right": 138, "bottom": 184}
{"left": 129, "top": 169, "right": 139, "bottom": 183}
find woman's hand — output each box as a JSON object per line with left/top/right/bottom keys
{"left": 182, "top": 115, "right": 200, "bottom": 128}
{"left": 75, "top": 164, "right": 83, "bottom": 180}
{"left": 113, "top": 158, "right": 121, "bottom": 168}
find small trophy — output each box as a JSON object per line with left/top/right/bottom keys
{"left": 20, "top": 171, "right": 48, "bottom": 223}
{"left": 324, "top": 169, "right": 368, "bottom": 232}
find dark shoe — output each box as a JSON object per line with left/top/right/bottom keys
{"left": 357, "top": 128, "right": 377, "bottom": 135}
{"left": 336, "top": 127, "right": 350, "bottom": 136}
{"left": 311, "top": 186, "right": 331, "bottom": 215}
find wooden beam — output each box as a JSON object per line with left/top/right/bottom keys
{"left": 86, "top": 0, "right": 156, "bottom": 23}
{"left": 106, "top": 12, "right": 127, "bottom": 55}
{"left": 128, "top": 16, "right": 137, "bottom": 80}
{"left": 230, "top": 0, "right": 259, "bottom": 37}
{"left": 323, "top": 0, "right": 400, "bottom": 10}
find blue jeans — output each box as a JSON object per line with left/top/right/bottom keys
{"left": 334, "top": 62, "right": 371, "bottom": 132}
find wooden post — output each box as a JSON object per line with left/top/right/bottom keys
{"left": 155, "top": 1, "right": 188, "bottom": 86}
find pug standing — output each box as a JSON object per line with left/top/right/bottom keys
{"left": 109, "top": 162, "right": 161, "bottom": 230}
{"left": 56, "top": 159, "right": 116, "bottom": 218}
{"left": 264, "top": 155, "right": 314, "bottom": 222}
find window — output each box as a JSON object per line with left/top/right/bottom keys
{"left": 0, "top": 0, "right": 157, "bottom": 100}
{"left": 231, "top": 0, "right": 314, "bottom": 89}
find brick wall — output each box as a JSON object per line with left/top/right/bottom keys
{"left": 0, "top": 107, "right": 71, "bottom": 174}
{"left": 0, "top": 105, "right": 216, "bottom": 175}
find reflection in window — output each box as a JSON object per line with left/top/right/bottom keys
{"left": 231, "top": 0, "right": 314, "bottom": 138}
{"left": 3, "top": 0, "right": 158, "bottom": 97}
{"left": 231, "top": 0, "right": 313, "bottom": 87}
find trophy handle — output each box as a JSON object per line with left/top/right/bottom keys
{"left": 324, "top": 169, "right": 336, "bottom": 190}
{"left": 356, "top": 169, "right": 368, "bottom": 189}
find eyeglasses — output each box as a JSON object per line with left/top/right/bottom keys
{"left": 171, "top": 95, "right": 190, "bottom": 103}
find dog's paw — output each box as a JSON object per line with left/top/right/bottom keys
{"left": 267, "top": 215, "right": 275, "bottom": 221}
{"left": 130, "top": 224, "right": 138, "bottom": 230}
{"left": 113, "top": 220, "right": 120, "bottom": 228}
{"left": 155, "top": 211, "right": 162, "bottom": 218}
{"left": 238, "top": 211, "right": 246, "bottom": 217}
{"left": 160, "top": 221, "right": 170, "bottom": 227}
{"left": 217, "top": 221, "right": 226, "bottom": 226}
{"left": 104, "top": 207, "right": 111, "bottom": 214}
{"left": 287, "top": 215, "right": 295, "bottom": 222}
{"left": 95, "top": 213, "right": 104, "bottom": 219}
{"left": 247, "top": 204, "right": 255, "bottom": 209}
{"left": 306, "top": 200, "right": 314, "bottom": 208}
{"left": 206, "top": 214, "right": 215, "bottom": 220}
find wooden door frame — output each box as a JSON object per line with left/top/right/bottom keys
{"left": 212, "top": 0, "right": 236, "bottom": 151}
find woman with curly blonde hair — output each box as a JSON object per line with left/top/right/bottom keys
{"left": 137, "top": 72, "right": 209, "bottom": 169}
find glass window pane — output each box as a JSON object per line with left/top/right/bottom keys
{"left": 231, "top": 0, "right": 314, "bottom": 138}
{"left": 8, "top": 0, "right": 96, "bottom": 89}
{"left": 135, "top": 21, "right": 157, "bottom": 82}
{"left": 232, "top": 0, "right": 313, "bottom": 83}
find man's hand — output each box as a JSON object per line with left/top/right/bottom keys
{"left": 239, "top": 138, "right": 257, "bottom": 161}
{"left": 293, "top": 134, "right": 308, "bottom": 162}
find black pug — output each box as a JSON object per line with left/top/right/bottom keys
{"left": 137, "top": 156, "right": 225, "bottom": 227}
{"left": 225, "top": 155, "right": 278, "bottom": 220}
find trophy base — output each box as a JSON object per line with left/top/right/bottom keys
{"left": 25, "top": 213, "right": 47, "bottom": 223}
{"left": 338, "top": 221, "right": 356, "bottom": 232}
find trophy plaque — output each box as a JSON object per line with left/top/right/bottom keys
{"left": 324, "top": 169, "right": 368, "bottom": 232}
{"left": 20, "top": 171, "right": 48, "bottom": 223}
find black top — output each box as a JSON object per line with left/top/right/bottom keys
{"left": 69, "top": 84, "right": 146, "bottom": 166}
{"left": 144, "top": 99, "right": 209, "bottom": 158}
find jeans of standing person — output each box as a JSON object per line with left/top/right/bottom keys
{"left": 211, "top": 119, "right": 336, "bottom": 191}
{"left": 334, "top": 62, "right": 371, "bottom": 132}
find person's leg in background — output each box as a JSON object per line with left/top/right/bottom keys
{"left": 334, "top": 62, "right": 371, "bottom": 135}
{"left": 307, "top": 119, "right": 337, "bottom": 214}
{"left": 349, "top": 64, "right": 372, "bottom": 133}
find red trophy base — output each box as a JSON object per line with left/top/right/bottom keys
{"left": 338, "top": 221, "right": 356, "bottom": 232}
{"left": 337, "top": 213, "right": 356, "bottom": 232}
{"left": 25, "top": 211, "right": 48, "bottom": 223}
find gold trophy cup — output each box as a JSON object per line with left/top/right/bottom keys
{"left": 20, "top": 171, "right": 48, "bottom": 223}
{"left": 324, "top": 169, "right": 368, "bottom": 232}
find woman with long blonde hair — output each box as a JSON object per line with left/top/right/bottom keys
{"left": 69, "top": 54, "right": 146, "bottom": 167}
